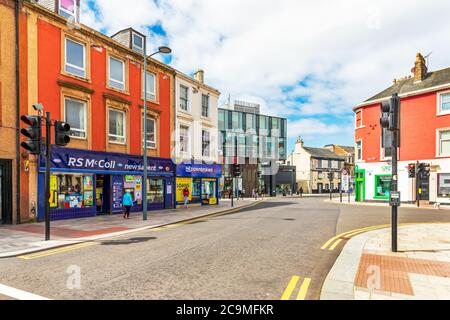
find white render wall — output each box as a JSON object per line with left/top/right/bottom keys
{"left": 287, "top": 142, "right": 312, "bottom": 188}
{"left": 174, "top": 75, "right": 219, "bottom": 164}
{"left": 356, "top": 158, "right": 450, "bottom": 203}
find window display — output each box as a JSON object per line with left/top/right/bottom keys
{"left": 124, "top": 175, "right": 143, "bottom": 205}
{"left": 192, "top": 178, "right": 202, "bottom": 202}
{"left": 375, "top": 175, "right": 392, "bottom": 199}
{"left": 147, "top": 178, "right": 164, "bottom": 204}
{"left": 52, "top": 173, "right": 95, "bottom": 209}
{"left": 438, "top": 173, "right": 450, "bottom": 197}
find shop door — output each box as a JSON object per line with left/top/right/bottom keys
{"left": 318, "top": 183, "right": 323, "bottom": 194}
{"left": 0, "top": 160, "right": 13, "bottom": 224}
{"left": 96, "top": 175, "right": 111, "bottom": 214}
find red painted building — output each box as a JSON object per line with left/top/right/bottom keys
{"left": 24, "top": 1, "right": 176, "bottom": 220}
{"left": 354, "top": 53, "right": 450, "bottom": 204}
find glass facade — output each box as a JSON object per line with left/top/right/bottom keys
{"left": 218, "top": 108, "right": 287, "bottom": 162}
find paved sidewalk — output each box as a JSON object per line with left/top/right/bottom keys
{"left": 321, "top": 223, "right": 450, "bottom": 300}
{"left": 326, "top": 196, "right": 449, "bottom": 210}
{"left": 0, "top": 199, "right": 261, "bottom": 258}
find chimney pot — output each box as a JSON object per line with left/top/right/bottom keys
{"left": 194, "top": 69, "right": 205, "bottom": 84}
{"left": 413, "top": 52, "right": 428, "bottom": 82}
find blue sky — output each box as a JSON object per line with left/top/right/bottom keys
{"left": 80, "top": 0, "right": 450, "bottom": 154}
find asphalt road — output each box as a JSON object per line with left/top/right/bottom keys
{"left": 1, "top": 197, "right": 449, "bottom": 300}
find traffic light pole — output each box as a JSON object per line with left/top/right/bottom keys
{"left": 44, "top": 112, "right": 51, "bottom": 241}
{"left": 391, "top": 130, "right": 398, "bottom": 252}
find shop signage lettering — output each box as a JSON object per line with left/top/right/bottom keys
{"left": 41, "top": 146, "right": 174, "bottom": 175}
{"left": 177, "top": 163, "right": 222, "bottom": 178}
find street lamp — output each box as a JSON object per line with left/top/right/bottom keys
{"left": 143, "top": 46, "right": 172, "bottom": 221}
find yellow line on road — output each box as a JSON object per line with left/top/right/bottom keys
{"left": 18, "top": 242, "right": 97, "bottom": 260}
{"left": 321, "top": 224, "right": 390, "bottom": 250}
{"left": 296, "top": 277, "right": 311, "bottom": 300}
{"left": 280, "top": 276, "right": 300, "bottom": 300}
{"left": 328, "top": 239, "right": 343, "bottom": 251}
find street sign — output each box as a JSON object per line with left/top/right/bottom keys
{"left": 342, "top": 174, "right": 350, "bottom": 192}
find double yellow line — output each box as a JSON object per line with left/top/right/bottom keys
{"left": 320, "top": 224, "right": 390, "bottom": 251}
{"left": 280, "top": 276, "right": 311, "bottom": 300}
{"left": 18, "top": 242, "right": 97, "bottom": 260}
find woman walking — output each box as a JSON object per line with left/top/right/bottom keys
{"left": 183, "top": 187, "right": 190, "bottom": 209}
{"left": 123, "top": 190, "right": 133, "bottom": 219}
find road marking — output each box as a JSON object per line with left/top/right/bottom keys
{"left": 0, "top": 283, "right": 50, "bottom": 300}
{"left": 296, "top": 277, "right": 311, "bottom": 300}
{"left": 18, "top": 242, "right": 96, "bottom": 260}
{"left": 321, "top": 224, "right": 390, "bottom": 250}
{"left": 280, "top": 276, "right": 300, "bottom": 300}
{"left": 328, "top": 239, "right": 343, "bottom": 251}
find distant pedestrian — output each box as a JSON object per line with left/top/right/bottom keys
{"left": 241, "top": 189, "right": 246, "bottom": 199}
{"left": 123, "top": 191, "right": 133, "bottom": 219}
{"left": 183, "top": 187, "right": 190, "bottom": 209}
{"left": 299, "top": 187, "right": 304, "bottom": 197}
{"left": 252, "top": 189, "right": 258, "bottom": 200}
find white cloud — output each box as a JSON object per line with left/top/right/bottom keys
{"left": 80, "top": 0, "right": 450, "bottom": 143}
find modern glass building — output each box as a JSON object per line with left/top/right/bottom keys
{"left": 218, "top": 101, "right": 287, "bottom": 197}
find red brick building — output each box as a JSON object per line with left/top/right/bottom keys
{"left": 354, "top": 53, "right": 450, "bottom": 204}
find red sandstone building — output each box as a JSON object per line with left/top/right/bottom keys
{"left": 354, "top": 53, "right": 450, "bottom": 205}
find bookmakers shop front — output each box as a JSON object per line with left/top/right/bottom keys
{"left": 175, "top": 163, "right": 222, "bottom": 207}
{"left": 37, "top": 147, "right": 174, "bottom": 221}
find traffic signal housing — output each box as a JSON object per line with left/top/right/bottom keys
{"left": 54, "top": 121, "right": 71, "bottom": 146}
{"left": 20, "top": 115, "right": 42, "bottom": 155}
{"left": 328, "top": 172, "right": 333, "bottom": 180}
{"left": 232, "top": 164, "right": 241, "bottom": 177}
{"left": 380, "top": 93, "right": 400, "bottom": 131}
{"left": 408, "top": 163, "right": 416, "bottom": 178}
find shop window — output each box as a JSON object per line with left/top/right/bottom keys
{"left": 50, "top": 174, "right": 94, "bottom": 209}
{"left": 146, "top": 178, "right": 164, "bottom": 204}
{"left": 438, "top": 174, "right": 450, "bottom": 198}
{"left": 202, "top": 180, "right": 217, "bottom": 204}
{"left": 374, "top": 175, "right": 392, "bottom": 199}
{"left": 123, "top": 175, "right": 143, "bottom": 205}
{"left": 109, "top": 109, "right": 126, "bottom": 144}
{"left": 65, "top": 38, "right": 85, "bottom": 78}
{"left": 192, "top": 178, "right": 201, "bottom": 202}
{"left": 65, "top": 98, "right": 86, "bottom": 138}
{"left": 109, "top": 56, "right": 125, "bottom": 90}
{"left": 142, "top": 116, "right": 156, "bottom": 149}
{"left": 143, "top": 71, "right": 156, "bottom": 101}
{"left": 180, "top": 85, "right": 189, "bottom": 111}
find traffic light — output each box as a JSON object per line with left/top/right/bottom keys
{"left": 232, "top": 164, "right": 241, "bottom": 177}
{"left": 416, "top": 163, "right": 431, "bottom": 179}
{"left": 380, "top": 93, "right": 400, "bottom": 131}
{"left": 408, "top": 163, "right": 416, "bottom": 178}
{"left": 257, "top": 171, "right": 261, "bottom": 178}
{"left": 20, "top": 115, "right": 42, "bottom": 155}
{"left": 328, "top": 172, "right": 333, "bottom": 180}
{"left": 54, "top": 121, "right": 71, "bottom": 146}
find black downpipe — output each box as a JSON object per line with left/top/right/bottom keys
{"left": 15, "top": 0, "right": 21, "bottom": 224}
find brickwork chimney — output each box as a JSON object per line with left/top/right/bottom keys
{"left": 412, "top": 52, "right": 428, "bottom": 82}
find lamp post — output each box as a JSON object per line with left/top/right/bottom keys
{"left": 142, "top": 46, "right": 172, "bottom": 221}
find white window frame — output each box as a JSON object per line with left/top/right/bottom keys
{"left": 64, "top": 97, "right": 87, "bottom": 139}
{"left": 201, "top": 94, "right": 210, "bottom": 118}
{"left": 64, "top": 38, "right": 86, "bottom": 78}
{"left": 356, "top": 139, "right": 363, "bottom": 161}
{"left": 132, "top": 32, "right": 144, "bottom": 52}
{"left": 437, "top": 91, "right": 450, "bottom": 116}
{"left": 108, "top": 56, "right": 125, "bottom": 91}
{"left": 179, "top": 84, "right": 190, "bottom": 112}
{"left": 202, "top": 129, "right": 211, "bottom": 158}
{"left": 437, "top": 127, "right": 450, "bottom": 157}
{"left": 143, "top": 71, "right": 156, "bottom": 101}
{"left": 355, "top": 109, "right": 364, "bottom": 129}
{"left": 179, "top": 124, "right": 191, "bottom": 156}
{"left": 142, "top": 115, "right": 157, "bottom": 149}
{"left": 108, "top": 109, "right": 126, "bottom": 144}
{"left": 59, "top": 0, "right": 76, "bottom": 21}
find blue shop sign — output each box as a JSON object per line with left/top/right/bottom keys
{"left": 40, "top": 146, "right": 174, "bottom": 176}
{"left": 176, "top": 163, "right": 222, "bottom": 178}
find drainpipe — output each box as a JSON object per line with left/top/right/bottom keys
{"left": 15, "top": 0, "right": 22, "bottom": 224}
{"left": 173, "top": 72, "right": 177, "bottom": 209}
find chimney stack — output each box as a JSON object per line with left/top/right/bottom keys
{"left": 194, "top": 69, "right": 204, "bottom": 84}
{"left": 412, "top": 52, "right": 428, "bottom": 82}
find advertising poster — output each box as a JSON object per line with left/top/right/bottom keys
{"left": 112, "top": 176, "right": 124, "bottom": 211}
{"left": 83, "top": 176, "right": 93, "bottom": 191}
{"left": 176, "top": 178, "right": 192, "bottom": 203}
{"left": 84, "top": 191, "right": 94, "bottom": 207}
